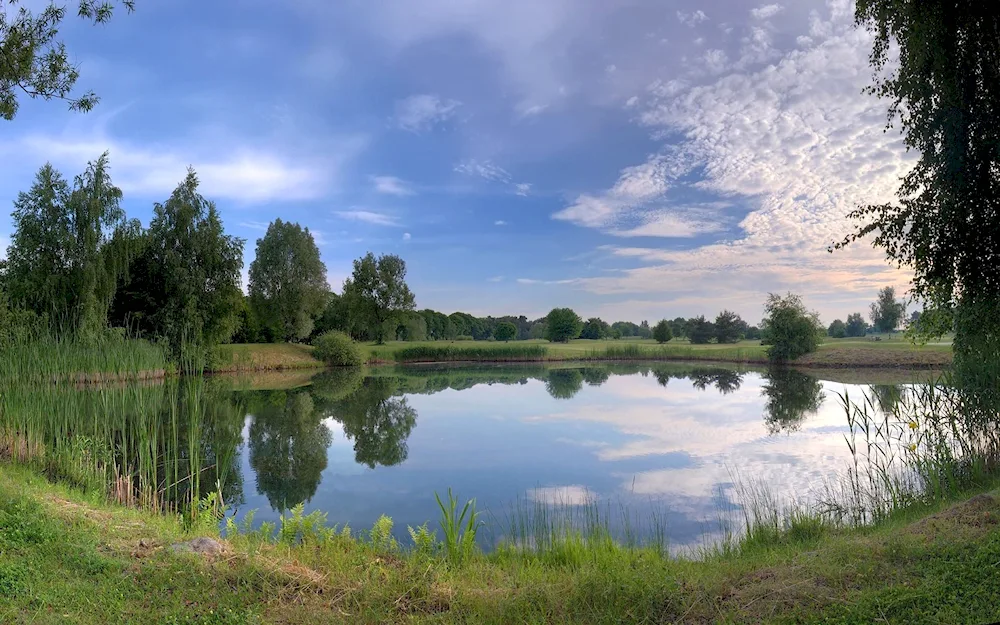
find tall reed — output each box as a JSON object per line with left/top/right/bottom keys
{"left": 393, "top": 344, "right": 547, "bottom": 363}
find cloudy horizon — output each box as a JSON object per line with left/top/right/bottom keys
{"left": 0, "top": 0, "right": 913, "bottom": 325}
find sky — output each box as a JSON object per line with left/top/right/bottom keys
{"left": 0, "top": 0, "right": 914, "bottom": 324}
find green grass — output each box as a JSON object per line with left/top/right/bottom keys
{"left": 392, "top": 344, "right": 547, "bottom": 363}
{"left": 0, "top": 335, "right": 168, "bottom": 383}
{"left": 5, "top": 462, "right": 1000, "bottom": 623}
{"left": 211, "top": 343, "right": 323, "bottom": 372}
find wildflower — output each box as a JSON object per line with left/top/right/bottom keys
{"left": 908, "top": 443, "right": 917, "bottom": 452}
{"left": 908, "top": 421, "right": 918, "bottom": 430}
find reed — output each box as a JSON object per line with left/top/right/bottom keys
{"left": 590, "top": 343, "right": 767, "bottom": 363}
{"left": 392, "top": 344, "right": 547, "bottom": 363}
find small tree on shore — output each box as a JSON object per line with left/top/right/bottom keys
{"left": 760, "top": 293, "right": 824, "bottom": 363}
{"left": 544, "top": 308, "right": 582, "bottom": 343}
{"left": 828, "top": 319, "right": 847, "bottom": 339}
{"left": 652, "top": 319, "right": 673, "bottom": 344}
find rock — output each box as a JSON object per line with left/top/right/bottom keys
{"left": 170, "top": 537, "right": 224, "bottom": 555}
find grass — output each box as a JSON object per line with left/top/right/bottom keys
{"left": 211, "top": 343, "right": 324, "bottom": 372}
{"left": 392, "top": 344, "right": 547, "bottom": 363}
{"left": 5, "top": 460, "right": 1000, "bottom": 623}
{"left": 0, "top": 335, "right": 168, "bottom": 383}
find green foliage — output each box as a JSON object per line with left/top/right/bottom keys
{"left": 714, "top": 310, "right": 745, "bottom": 344}
{"left": 869, "top": 286, "right": 906, "bottom": 333}
{"left": 327, "top": 378, "right": 417, "bottom": 469}
{"left": 392, "top": 344, "right": 546, "bottom": 363}
{"left": 312, "top": 292, "right": 348, "bottom": 338}
{"left": 143, "top": 169, "right": 245, "bottom": 364}
{"left": 435, "top": 488, "right": 481, "bottom": 563}
{"left": 342, "top": 253, "right": 415, "bottom": 344}
{"left": 579, "top": 317, "right": 609, "bottom": 340}
{"left": 687, "top": 316, "right": 716, "bottom": 344}
{"left": 544, "top": 369, "right": 584, "bottom": 399}
{"left": 637, "top": 320, "right": 652, "bottom": 339}
{"left": 652, "top": 319, "right": 673, "bottom": 344}
{"left": 5, "top": 155, "right": 140, "bottom": 339}
{"left": 828, "top": 319, "right": 847, "bottom": 339}
{"left": 846, "top": 312, "right": 868, "bottom": 337}
{"left": 0, "top": 1, "right": 135, "bottom": 120}
{"left": 841, "top": 2, "right": 1000, "bottom": 371}
{"left": 396, "top": 313, "right": 427, "bottom": 341}
{"left": 760, "top": 368, "right": 825, "bottom": 433}
{"left": 494, "top": 321, "right": 517, "bottom": 342}
{"left": 311, "top": 331, "right": 363, "bottom": 367}
{"left": 529, "top": 321, "right": 547, "bottom": 340}
{"left": 544, "top": 308, "right": 582, "bottom": 343}
{"left": 248, "top": 219, "right": 329, "bottom": 342}
{"left": 368, "top": 514, "right": 399, "bottom": 552}
{"left": 407, "top": 522, "right": 440, "bottom": 557}
{"left": 906, "top": 304, "right": 954, "bottom": 344}
{"left": 760, "top": 292, "right": 824, "bottom": 363}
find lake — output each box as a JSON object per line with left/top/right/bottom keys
{"left": 0, "top": 363, "right": 933, "bottom": 551}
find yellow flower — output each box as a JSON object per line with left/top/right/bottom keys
{"left": 908, "top": 443, "right": 917, "bottom": 452}
{"left": 908, "top": 421, "right": 918, "bottom": 430}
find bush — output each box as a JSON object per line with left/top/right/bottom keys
{"left": 760, "top": 293, "right": 824, "bottom": 363}
{"left": 545, "top": 308, "right": 583, "bottom": 343}
{"left": 828, "top": 319, "right": 847, "bottom": 339}
{"left": 312, "top": 331, "right": 363, "bottom": 366}
{"left": 455, "top": 335, "right": 474, "bottom": 341}
{"left": 652, "top": 319, "right": 673, "bottom": 344}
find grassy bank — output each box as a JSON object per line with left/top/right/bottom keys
{"left": 211, "top": 343, "right": 324, "bottom": 372}
{"left": 3, "top": 462, "right": 1000, "bottom": 624}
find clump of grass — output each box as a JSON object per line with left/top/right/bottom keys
{"left": 591, "top": 344, "right": 766, "bottom": 363}
{"left": 393, "top": 344, "right": 547, "bottom": 363}
{"left": 435, "top": 488, "right": 482, "bottom": 563}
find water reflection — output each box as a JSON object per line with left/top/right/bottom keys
{"left": 2, "top": 362, "right": 937, "bottom": 550}
{"left": 247, "top": 391, "right": 332, "bottom": 511}
{"left": 760, "top": 368, "right": 826, "bottom": 434}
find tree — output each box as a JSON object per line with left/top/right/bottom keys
{"left": 494, "top": 321, "right": 517, "bottom": 342}
{"left": 652, "top": 319, "right": 673, "bottom": 344}
{"left": 668, "top": 317, "right": 688, "bottom": 339}
{"left": 761, "top": 368, "right": 825, "bottom": 434}
{"left": 637, "top": 320, "right": 652, "bottom": 339}
{"left": 760, "top": 293, "right": 824, "bottom": 363}
{"left": 342, "top": 253, "right": 415, "bottom": 344}
{"left": 144, "top": 169, "right": 245, "bottom": 360}
{"left": 845, "top": 313, "right": 868, "bottom": 337}
{"left": 312, "top": 292, "right": 348, "bottom": 338}
{"left": 580, "top": 317, "right": 609, "bottom": 340}
{"left": 611, "top": 327, "right": 623, "bottom": 340}
{"left": 5, "top": 154, "right": 140, "bottom": 338}
{"left": 397, "top": 313, "right": 427, "bottom": 341}
{"left": 545, "top": 369, "right": 584, "bottom": 399}
{"left": 328, "top": 378, "right": 417, "bottom": 469}
{"left": 839, "top": 2, "right": 1000, "bottom": 378}
{"left": 714, "top": 310, "right": 744, "bottom": 344}
{"left": 869, "top": 287, "right": 906, "bottom": 334}
{"left": 687, "top": 316, "right": 716, "bottom": 344}
{"left": 1, "top": 1, "right": 135, "bottom": 120}
{"left": 544, "top": 308, "right": 582, "bottom": 343}
{"left": 529, "top": 321, "right": 547, "bottom": 340}
{"left": 828, "top": 319, "right": 847, "bottom": 339}
{"left": 248, "top": 219, "right": 328, "bottom": 342}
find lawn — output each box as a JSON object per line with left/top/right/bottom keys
{"left": 207, "top": 336, "right": 953, "bottom": 372}
{"left": 3, "top": 462, "right": 1000, "bottom": 624}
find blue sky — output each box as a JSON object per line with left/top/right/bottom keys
{"left": 0, "top": 0, "right": 913, "bottom": 324}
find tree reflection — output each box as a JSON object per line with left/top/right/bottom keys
{"left": 761, "top": 368, "right": 825, "bottom": 434}
{"left": 581, "top": 367, "right": 612, "bottom": 386}
{"left": 248, "top": 390, "right": 332, "bottom": 511}
{"left": 326, "top": 378, "right": 417, "bottom": 469}
{"left": 690, "top": 368, "right": 744, "bottom": 395}
{"left": 869, "top": 384, "right": 904, "bottom": 414}
{"left": 545, "top": 369, "right": 584, "bottom": 399}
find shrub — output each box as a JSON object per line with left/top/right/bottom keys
{"left": 455, "top": 335, "right": 474, "bottom": 341}
{"left": 545, "top": 308, "right": 583, "bottom": 343}
{"left": 828, "top": 319, "right": 847, "bottom": 339}
{"left": 688, "top": 316, "right": 716, "bottom": 344}
{"left": 312, "top": 331, "right": 363, "bottom": 366}
{"left": 760, "top": 293, "right": 824, "bottom": 363}
{"left": 652, "top": 320, "right": 673, "bottom": 344}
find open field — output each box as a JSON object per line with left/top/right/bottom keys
{"left": 2, "top": 462, "right": 1000, "bottom": 624}
{"left": 206, "top": 337, "right": 954, "bottom": 373}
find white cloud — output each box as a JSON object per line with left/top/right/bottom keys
{"left": 516, "top": 103, "right": 549, "bottom": 118}
{"left": 751, "top": 4, "right": 784, "bottom": 20}
{"left": 547, "top": 2, "right": 915, "bottom": 321}
{"left": 395, "top": 94, "right": 461, "bottom": 132}
{"left": 494, "top": 220, "right": 507, "bottom": 226}
{"left": 517, "top": 278, "right": 582, "bottom": 286}
{"left": 11, "top": 133, "right": 362, "bottom": 203}
{"left": 334, "top": 210, "right": 401, "bottom": 227}
{"left": 402, "top": 232, "right": 411, "bottom": 240}
{"left": 371, "top": 175, "right": 415, "bottom": 196}
{"left": 454, "top": 159, "right": 512, "bottom": 183}
{"left": 487, "top": 275, "right": 504, "bottom": 282}
{"left": 514, "top": 183, "right": 532, "bottom": 196}
{"left": 528, "top": 485, "right": 596, "bottom": 506}
{"left": 677, "top": 10, "right": 708, "bottom": 27}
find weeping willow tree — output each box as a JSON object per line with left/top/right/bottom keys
{"left": 4, "top": 153, "right": 140, "bottom": 340}
{"left": 837, "top": 2, "right": 1000, "bottom": 388}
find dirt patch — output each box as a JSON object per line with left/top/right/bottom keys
{"left": 906, "top": 493, "right": 1000, "bottom": 540}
